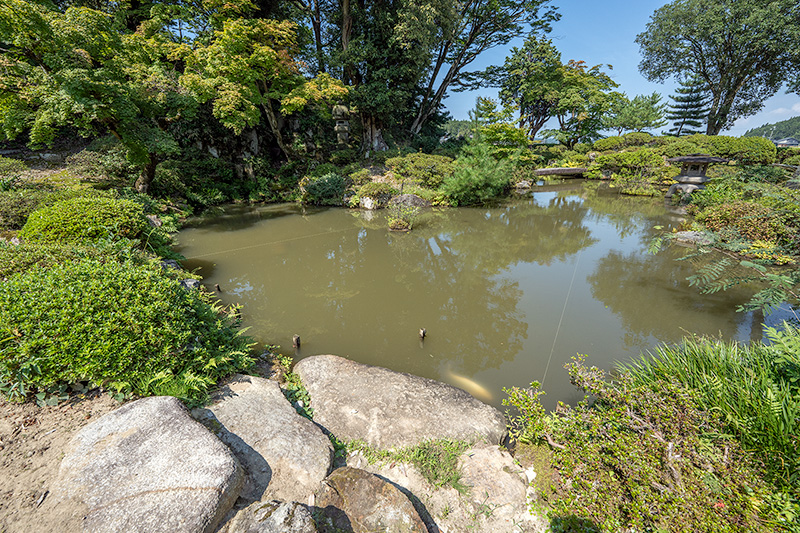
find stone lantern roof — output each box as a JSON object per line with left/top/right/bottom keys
{"left": 664, "top": 154, "right": 728, "bottom": 198}
{"left": 666, "top": 153, "right": 728, "bottom": 164}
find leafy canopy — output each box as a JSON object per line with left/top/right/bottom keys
{"left": 636, "top": 0, "right": 800, "bottom": 135}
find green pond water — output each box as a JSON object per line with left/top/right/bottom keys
{"left": 177, "top": 181, "right": 780, "bottom": 410}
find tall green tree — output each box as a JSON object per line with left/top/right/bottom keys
{"left": 0, "top": 0, "right": 197, "bottom": 192}
{"left": 665, "top": 75, "right": 709, "bottom": 136}
{"left": 497, "top": 35, "right": 562, "bottom": 139}
{"left": 543, "top": 60, "right": 619, "bottom": 148}
{"left": 636, "top": 0, "right": 800, "bottom": 135}
{"left": 408, "top": 0, "right": 559, "bottom": 136}
{"left": 178, "top": 18, "right": 346, "bottom": 159}
{"left": 603, "top": 92, "right": 667, "bottom": 135}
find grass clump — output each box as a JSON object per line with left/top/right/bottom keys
{"left": 0, "top": 258, "right": 253, "bottom": 404}
{"left": 346, "top": 438, "right": 472, "bottom": 492}
{"left": 625, "top": 329, "right": 800, "bottom": 498}
{"left": 505, "top": 355, "right": 784, "bottom": 532}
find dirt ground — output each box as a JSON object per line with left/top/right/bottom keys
{"left": 0, "top": 391, "right": 120, "bottom": 533}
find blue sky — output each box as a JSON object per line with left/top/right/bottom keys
{"left": 443, "top": 0, "right": 800, "bottom": 137}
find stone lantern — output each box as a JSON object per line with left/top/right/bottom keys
{"left": 665, "top": 154, "right": 728, "bottom": 198}
{"left": 333, "top": 105, "right": 350, "bottom": 147}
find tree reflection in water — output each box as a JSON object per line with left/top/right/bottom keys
{"left": 178, "top": 183, "right": 764, "bottom": 408}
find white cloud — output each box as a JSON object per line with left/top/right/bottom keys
{"left": 792, "top": 102, "right": 800, "bottom": 113}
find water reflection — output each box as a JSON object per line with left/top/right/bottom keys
{"left": 178, "top": 182, "right": 763, "bottom": 409}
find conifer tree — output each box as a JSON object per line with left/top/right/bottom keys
{"left": 666, "top": 76, "right": 709, "bottom": 136}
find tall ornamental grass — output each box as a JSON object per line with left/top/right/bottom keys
{"left": 624, "top": 326, "right": 800, "bottom": 492}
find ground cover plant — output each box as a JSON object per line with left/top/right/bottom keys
{"left": 504, "top": 355, "right": 791, "bottom": 532}
{"left": 0, "top": 258, "right": 253, "bottom": 404}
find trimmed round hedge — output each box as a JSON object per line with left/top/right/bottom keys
{"left": 0, "top": 259, "right": 252, "bottom": 401}
{"left": 19, "top": 196, "right": 148, "bottom": 245}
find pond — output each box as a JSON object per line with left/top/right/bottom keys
{"left": 177, "top": 181, "right": 779, "bottom": 410}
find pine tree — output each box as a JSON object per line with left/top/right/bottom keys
{"left": 666, "top": 76, "right": 709, "bottom": 136}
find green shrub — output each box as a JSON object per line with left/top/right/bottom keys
{"left": 386, "top": 152, "right": 455, "bottom": 189}
{"left": 506, "top": 357, "right": 776, "bottom": 532}
{"left": 366, "top": 147, "right": 414, "bottom": 165}
{"left": 66, "top": 136, "right": 138, "bottom": 182}
{"left": 785, "top": 154, "right": 800, "bottom": 166}
{"left": 688, "top": 179, "right": 747, "bottom": 211}
{"left": 329, "top": 149, "right": 358, "bottom": 165}
{"left": 151, "top": 155, "right": 240, "bottom": 207}
{"left": 301, "top": 172, "right": 346, "bottom": 206}
{"left": 593, "top": 136, "right": 624, "bottom": 152}
{"left": 309, "top": 162, "right": 339, "bottom": 178}
{"left": 440, "top": 141, "right": 511, "bottom": 205}
{"left": 0, "top": 189, "right": 114, "bottom": 230}
{"left": 0, "top": 190, "right": 55, "bottom": 230}
{"left": 0, "top": 156, "right": 26, "bottom": 177}
{"left": 737, "top": 164, "right": 788, "bottom": 184}
{"left": 587, "top": 148, "right": 668, "bottom": 180}
{"left": 655, "top": 137, "right": 702, "bottom": 159}
{"left": 685, "top": 135, "right": 776, "bottom": 164}
{"left": 777, "top": 147, "right": 800, "bottom": 164}
{"left": 480, "top": 123, "right": 529, "bottom": 160}
{"left": 695, "top": 201, "right": 787, "bottom": 243}
{"left": 621, "top": 131, "right": 654, "bottom": 147}
{"left": 356, "top": 182, "right": 397, "bottom": 198}
{"left": 348, "top": 168, "right": 372, "bottom": 187}
{"left": 0, "top": 259, "right": 252, "bottom": 402}
{"left": 626, "top": 329, "right": 800, "bottom": 511}
{"left": 0, "top": 240, "right": 137, "bottom": 280}
{"left": 19, "top": 197, "right": 148, "bottom": 245}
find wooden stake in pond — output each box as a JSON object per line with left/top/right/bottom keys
{"left": 214, "top": 283, "right": 222, "bottom": 292}
{"left": 292, "top": 334, "right": 301, "bottom": 349}
{"left": 419, "top": 328, "right": 426, "bottom": 340}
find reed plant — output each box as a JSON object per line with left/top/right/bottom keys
{"left": 623, "top": 327, "right": 800, "bottom": 496}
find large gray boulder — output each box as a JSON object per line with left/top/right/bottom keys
{"left": 315, "top": 467, "right": 426, "bottom": 533}
{"left": 193, "top": 375, "right": 332, "bottom": 503}
{"left": 51, "top": 396, "right": 243, "bottom": 533}
{"left": 293, "top": 355, "right": 507, "bottom": 449}
{"left": 389, "top": 194, "right": 431, "bottom": 208}
{"left": 221, "top": 500, "right": 318, "bottom": 533}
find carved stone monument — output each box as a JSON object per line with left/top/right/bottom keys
{"left": 333, "top": 105, "right": 350, "bottom": 147}
{"left": 665, "top": 154, "right": 728, "bottom": 198}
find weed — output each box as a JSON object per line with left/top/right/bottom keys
{"left": 345, "top": 438, "right": 472, "bottom": 493}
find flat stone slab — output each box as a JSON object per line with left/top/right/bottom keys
{"left": 51, "top": 396, "right": 243, "bottom": 533}
{"left": 194, "top": 375, "right": 333, "bottom": 503}
{"left": 533, "top": 167, "right": 586, "bottom": 176}
{"left": 293, "top": 355, "right": 507, "bottom": 449}
{"left": 674, "top": 231, "right": 714, "bottom": 246}
{"left": 315, "top": 467, "right": 426, "bottom": 533}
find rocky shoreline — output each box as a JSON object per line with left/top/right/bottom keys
{"left": 31, "top": 355, "right": 545, "bottom": 533}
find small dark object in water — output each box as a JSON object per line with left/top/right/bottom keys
{"left": 214, "top": 283, "right": 221, "bottom": 292}
{"left": 419, "top": 328, "right": 426, "bottom": 340}
{"left": 293, "top": 334, "right": 301, "bottom": 348}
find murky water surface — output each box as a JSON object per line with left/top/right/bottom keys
{"left": 178, "top": 182, "right": 776, "bottom": 409}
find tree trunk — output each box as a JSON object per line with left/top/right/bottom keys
{"left": 312, "top": 0, "right": 325, "bottom": 72}
{"left": 342, "top": 0, "right": 353, "bottom": 85}
{"left": 134, "top": 154, "right": 158, "bottom": 194}
{"left": 361, "top": 114, "right": 388, "bottom": 153}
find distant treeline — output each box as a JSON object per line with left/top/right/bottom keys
{"left": 744, "top": 116, "right": 800, "bottom": 140}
